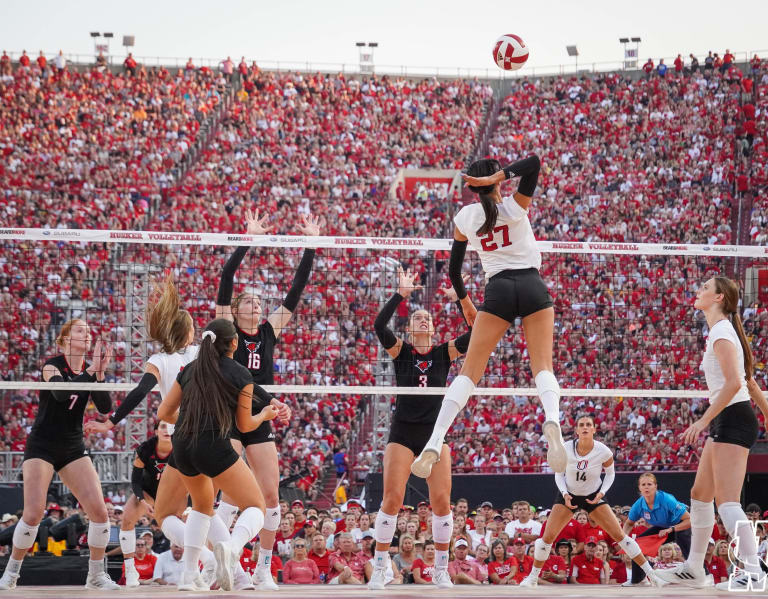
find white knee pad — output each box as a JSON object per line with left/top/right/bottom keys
{"left": 87, "top": 521, "right": 111, "bottom": 549}
{"left": 446, "top": 375, "right": 475, "bottom": 410}
{"left": 535, "top": 370, "right": 561, "bottom": 395}
{"left": 690, "top": 498, "right": 716, "bottom": 529}
{"left": 618, "top": 536, "right": 642, "bottom": 559}
{"left": 432, "top": 514, "right": 453, "bottom": 544}
{"left": 262, "top": 505, "right": 280, "bottom": 532}
{"left": 215, "top": 501, "right": 239, "bottom": 529}
{"left": 119, "top": 529, "right": 136, "bottom": 555}
{"left": 12, "top": 519, "right": 39, "bottom": 550}
{"left": 534, "top": 538, "right": 552, "bottom": 562}
{"left": 208, "top": 514, "right": 231, "bottom": 545}
{"left": 718, "top": 502, "right": 747, "bottom": 537}
{"left": 234, "top": 507, "right": 265, "bottom": 541}
{"left": 161, "top": 515, "right": 186, "bottom": 547}
{"left": 374, "top": 511, "right": 398, "bottom": 545}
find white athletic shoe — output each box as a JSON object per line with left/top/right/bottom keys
{"left": 213, "top": 541, "right": 234, "bottom": 591}
{"left": 178, "top": 571, "right": 210, "bottom": 591}
{"left": 0, "top": 571, "right": 19, "bottom": 590}
{"left": 518, "top": 574, "right": 538, "bottom": 587}
{"left": 234, "top": 567, "right": 255, "bottom": 591}
{"left": 411, "top": 438, "right": 441, "bottom": 478}
{"left": 252, "top": 566, "right": 280, "bottom": 590}
{"left": 200, "top": 558, "right": 216, "bottom": 588}
{"left": 124, "top": 563, "right": 140, "bottom": 588}
{"left": 84, "top": 571, "right": 120, "bottom": 590}
{"left": 367, "top": 568, "right": 387, "bottom": 590}
{"left": 716, "top": 571, "right": 766, "bottom": 591}
{"left": 542, "top": 420, "right": 567, "bottom": 473}
{"left": 433, "top": 569, "right": 453, "bottom": 589}
{"left": 648, "top": 571, "right": 669, "bottom": 587}
{"left": 654, "top": 563, "right": 708, "bottom": 587}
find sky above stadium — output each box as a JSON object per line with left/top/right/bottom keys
{"left": 3, "top": 0, "right": 768, "bottom": 75}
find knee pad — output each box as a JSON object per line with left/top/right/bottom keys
{"left": 718, "top": 502, "right": 747, "bottom": 537}
{"left": 12, "top": 519, "right": 39, "bottom": 550}
{"left": 262, "top": 505, "right": 280, "bottom": 532}
{"left": 618, "top": 536, "right": 642, "bottom": 559}
{"left": 534, "top": 538, "right": 552, "bottom": 562}
{"left": 374, "top": 511, "right": 398, "bottom": 545}
{"left": 432, "top": 514, "right": 453, "bottom": 544}
{"left": 119, "top": 529, "right": 136, "bottom": 555}
{"left": 87, "top": 521, "right": 111, "bottom": 549}
{"left": 445, "top": 375, "right": 474, "bottom": 411}
{"left": 234, "top": 507, "right": 265, "bottom": 540}
{"left": 690, "top": 498, "right": 715, "bottom": 529}
{"left": 161, "top": 515, "right": 185, "bottom": 547}
{"left": 208, "top": 514, "right": 231, "bottom": 545}
{"left": 535, "top": 370, "right": 561, "bottom": 395}
{"left": 215, "top": 501, "right": 239, "bottom": 529}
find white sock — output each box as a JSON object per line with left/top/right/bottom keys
{"left": 161, "top": 515, "right": 186, "bottom": 547}
{"left": 430, "top": 375, "right": 474, "bottom": 445}
{"left": 208, "top": 514, "right": 231, "bottom": 545}
{"left": 640, "top": 561, "right": 653, "bottom": 575}
{"left": 529, "top": 565, "right": 541, "bottom": 578}
{"left": 258, "top": 548, "right": 272, "bottom": 570}
{"left": 88, "top": 559, "right": 105, "bottom": 575}
{"left": 374, "top": 550, "right": 388, "bottom": 570}
{"left": 200, "top": 546, "right": 215, "bottom": 566}
{"left": 216, "top": 501, "right": 239, "bottom": 528}
{"left": 124, "top": 557, "right": 135, "bottom": 570}
{"left": 5, "top": 558, "right": 22, "bottom": 576}
{"left": 435, "top": 549, "right": 449, "bottom": 571}
{"left": 184, "top": 511, "right": 212, "bottom": 574}
{"left": 719, "top": 502, "right": 762, "bottom": 576}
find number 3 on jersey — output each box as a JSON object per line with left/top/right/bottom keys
{"left": 248, "top": 352, "right": 261, "bottom": 370}
{"left": 480, "top": 224, "right": 512, "bottom": 252}
{"left": 419, "top": 375, "right": 428, "bottom": 387}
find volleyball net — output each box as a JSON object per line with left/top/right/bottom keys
{"left": 1, "top": 228, "right": 766, "bottom": 471}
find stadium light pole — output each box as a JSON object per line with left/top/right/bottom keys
{"left": 566, "top": 45, "right": 578, "bottom": 74}
{"left": 356, "top": 42, "right": 378, "bottom": 75}
{"left": 619, "top": 38, "right": 629, "bottom": 70}
{"left": 632, "top": 37, "right": 642, "bottom": 69}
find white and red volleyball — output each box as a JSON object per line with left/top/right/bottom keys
{"left": 493, "top": 34, "right": 529, "bottom": 71}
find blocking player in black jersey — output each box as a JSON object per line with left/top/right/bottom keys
{"left": 0, "top": 320, "right": 119, "bottom": 591}
{"left": 214, "top": 209, "right": 320, "bottom": 589}
{"left": 119, "top": 420, "right": 173, "bottom": 587}
{"left": 158, "top": 319, "right": 279, "bottom": 591}
{"left": 368, "top": 267, "right": 471, "bottom": 590}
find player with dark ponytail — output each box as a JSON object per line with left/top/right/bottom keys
{"left": 411, "top": 154, "right": 567, "bottom": 480}
{"left": 158, "top": 318, "right": 278, "bottom": 591}
{"left": 657, "top": 276, "right": 768, "bottom": 590}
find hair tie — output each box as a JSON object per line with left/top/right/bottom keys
{"left": 202, "top": 330, "right": 216, "bottom": 343}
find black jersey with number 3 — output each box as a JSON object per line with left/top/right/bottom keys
{"left": 233, "top": 321, "right": 276, "bottom": 410}
{"left": 392, "top": 342, "right": 452, "bottom": 424}
{"left": 30, "top": 355, "right": 99, "bottom": 444}
{"left": 136, "top": 436, "right": 171, "bottom": 497}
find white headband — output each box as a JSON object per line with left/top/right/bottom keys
{"left": 202, "top": 330, "right": 216, "bottom": 342}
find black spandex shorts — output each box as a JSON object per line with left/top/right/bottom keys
{"left": 172, "top": 432, "right": 240, "bottom": 478}
{"left": 24, "top": 435, "right": 89, "bottom": 471}
{"left": 709, "top": 401, "right": 759, "bottom": 449}
{"left": 388, "top": 420, "right": 434, "bottom": 456}
{"left": 554, "top": 489, "right": 607, "bottom": 514}
{"left": 231, "top": 421, "right": 275, "bottom": 446}
{"left": 479, "top": 268, "right": 553, "bottom": 323}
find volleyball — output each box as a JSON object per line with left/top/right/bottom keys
{"left": 493, "top": 33, "right": 529, "bottom": 71}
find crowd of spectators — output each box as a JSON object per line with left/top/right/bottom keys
{"left": 4, "top": 492, "right": 765, "bottom": 587}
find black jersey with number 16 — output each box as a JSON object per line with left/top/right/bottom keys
{"left": 233, "top": 321, "right": 276, "bottom": 410}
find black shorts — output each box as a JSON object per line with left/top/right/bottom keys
{"left": 24, "top": 435, "right": 89, "bottom": 472}
{"left": 172, "top": 432, "right": 240, "bottom": 478}
{"left": 388, "top": 420, "right": 434, "bottom": 455}
{"left": 479, "top": 268, "right": 553, "bottom": 323}
{"left": 554, "top": 489, "right": 607, "bottom": 513}
{"left": 709, "top": 401, "right": 759, "bottom": 449}
{"left": 231, "top": 420, "right": 276, "bottom": 446}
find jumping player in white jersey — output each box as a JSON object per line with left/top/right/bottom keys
{"left": 411, "top": 155, "right": 566, "bottom": 479}
{"left": 518, "top": 415, "right": 665, "bottom": 587}
{"left": 657, "top": 276, "right": 768, "bottom": 590}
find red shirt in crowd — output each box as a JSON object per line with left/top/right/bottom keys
{"left": 609, "top": 559, "right": 628, "bottom": 583}
{"left": 512, "top": 555, "right": 534, "bottom": 583}
{"left": 578, "top": 524, "right": 608, "bottom": 545}
{"left": 328, "top": 551, "right": 367, "bottom": 582}
{"left": 488, "top": 557, "right": 518, "bottom": 583}
{"left": 412, "top": 558, "right": 435, "bottom": 582}
{"left": 571, "top": 553, "right": 604, "bottom": 584}
{"left": 542, "top": 555, "right": 568, "bottom": 583}
{"left": 120, "top": 554, "right": 157, "bottom": 584}
{"left": 308, "top": 549, "right": 330, "bottom": 579}
{"left": 705, "top": 556, "right": 729, "bottom": 583}
{"left": 542, "top": 518, "right": 581, "bottom": 543}
{"left": 240, "top": 548, "right": 282, "bottom": 579}
{"left": 283, "top": 558, "right": 320, "bottom": 584}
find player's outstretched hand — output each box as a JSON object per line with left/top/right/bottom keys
{"left": 462, "top": 170, "right": 504, "bottom": 187}
{"left": 84, "top": 420, "right": 114, "bottom": 435}
{"left": 586, "top": 492, "right": 604, "bottom": 505}
{"left": 681, "top": 419, "right": 707, "bottom": 446}
{"left": 439, "top": 275, "right": 470, "bottom": 303}
{"left": 271, "top": 397, "right": 292, "bottom": 425}
{"left": 397, "top": 267, "right": 422, "bottom": 299}
{"left": 297, "top": 213, "right": 321, "bottom": 236}
{"left": 563, "top": 493, "right": 576, "bottom": 510}
{"left": 245, "top": 208, "right": 272, "bottom": 235}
